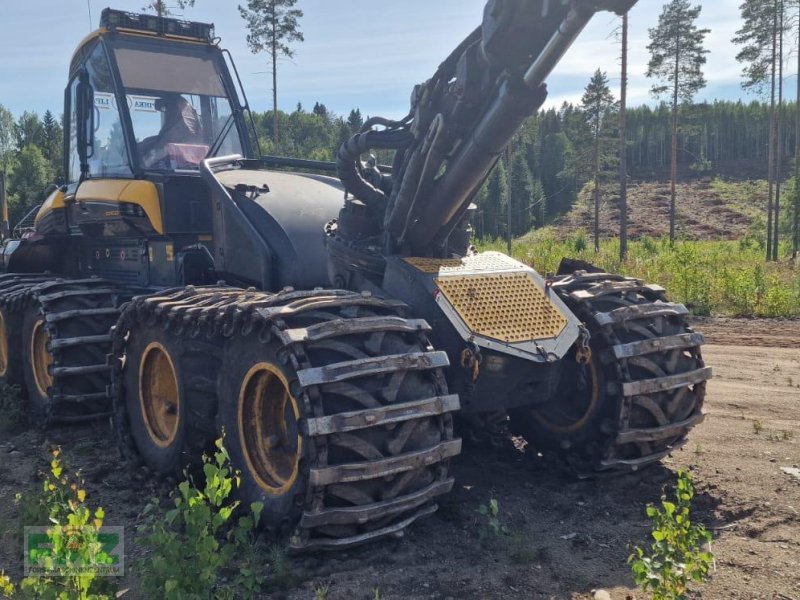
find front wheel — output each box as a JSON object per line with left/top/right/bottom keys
{"left": 510, "top": 270, "right": 710, "bottom": 475}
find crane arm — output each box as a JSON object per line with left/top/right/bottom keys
{"left": 335, "top": 0, "right": 636, "bottom": 258}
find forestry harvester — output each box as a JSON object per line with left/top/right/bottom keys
{"left": 0, "top": 1, "right": 710, "bottom": 550}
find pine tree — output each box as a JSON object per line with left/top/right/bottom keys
{"left": 581, "top": 70, "right": 618, "bottom": 251}
{"left": 619, "top": 12, "right": 630, "bottom": 260}
{"left": 239, "top": 0, "right": 304, "bottom": 149}
{"left": 647, "top": 0, "right": 710, "bottom": 243}
{"left": 733, "top": 0, "right": 791, "bottom": 260}
{"left": 795, "top": 0, "right": 800, "bottom": 257}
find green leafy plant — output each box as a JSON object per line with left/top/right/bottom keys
{"left": 629, "top": 470, "right": 714, "bottom": 600}
{"left": 477, "top": 498, "right": 509, "bottom": 538}
{"left": 314, "top": 584, "right": 330, "bottom": 600}
{"left": 752, "top": 419, "right": 764, "bottom": 435}
{"left": 0, "top": 572, "right": 14, "bottom": 598}
{"left": 139, "top": 438, "right": 264, "bottom": 599}
{"left": 17, "top": 449, "right": 116, "bottom": 600}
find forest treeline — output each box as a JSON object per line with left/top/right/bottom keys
{"left": 0, "top": 99, "right": 792, "bottom": 234}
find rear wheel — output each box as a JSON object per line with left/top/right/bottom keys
{"left": 118, "top": 319, "right": 220, "bottom": 475}
{"left": 0, "top": 274, "right": 54, "bottom": 388}
{"left": 111, "top": 285, "right": 459, "bottom": 550}
{"left": 22, "top": 306, "right": 52, "bottom": 418}
{"left": 0, "top": 305, "right": 24, "bottom": 385}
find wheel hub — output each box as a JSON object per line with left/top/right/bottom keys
{"left": 239, "top": 362, "right": 302, "bottom": 496}
{"left": 533, "top": 354, "right": 600, "bottom": 434}
{"left": 139, "top": 342, "right": 180, "bottom": 448}
{"left": 31, "top": 319, "right": 53, "bottom": 397}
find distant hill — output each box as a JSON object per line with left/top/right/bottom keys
{"left": 551, "top": 178, "right": 768, "bottom": 241}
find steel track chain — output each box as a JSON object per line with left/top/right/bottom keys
{"left": 110, "top": 285, "right": 459, "bottom": 551}
{"left": 0, "top": 273, "right": 125, "bottom": 423}
{"left": 549, "top": 271, "right": 710, "bottom": 473}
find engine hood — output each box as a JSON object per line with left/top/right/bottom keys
{"left": 209, "top": 167, "right": 344, "bottom": 289}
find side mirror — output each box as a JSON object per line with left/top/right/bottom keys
{"left": 76, "top": 70, "right": 95, "bottom": 171}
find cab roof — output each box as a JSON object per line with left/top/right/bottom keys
{"left": 71, "top": 8, "right": 216, "bottom": 74}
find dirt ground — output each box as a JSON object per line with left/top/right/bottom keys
{"left": 0, "top": 318, "right": 798, "bottom": 599}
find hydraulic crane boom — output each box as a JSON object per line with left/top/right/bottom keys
{"left": 334, "top": 0, "right": 636, "bottom": 259}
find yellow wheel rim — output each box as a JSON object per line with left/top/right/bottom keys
{"left": 31, "top": 319, "right": 53, "bottom": 397}
{"left": 238, "top": 362, "right": 302, "bottom": 496}
{"left": 139, "top": 342, "right": 181, "bottom": 448}
{"left": 533, "top": 357, "right": 600, "bottom": 434}
{"left": 0, "top": 311, "right": 8, "bottom": 378}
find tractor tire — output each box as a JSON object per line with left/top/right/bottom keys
{"left": 118, "top": 320, "right": 221, "bottom": 475}
{"left": 22, "top": 304, "right": 52, "bottom": 419}
{"left": 509, "top": 270, "right": 710, "bottom": 475}
{"left": 0, "top": 273, "right": 54, "bottom": 387}
{"left": 111, "top": 286, "right": 460, "bottom": 550}
{"left": 0, "top": 304, "right": 19, "bottom": 384}
{"left": 0, "top": 276, "right": 122, "bottom": 423}
{"left": 112, "top": 287, "right": 235, "bottom": 474}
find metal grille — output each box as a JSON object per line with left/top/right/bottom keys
{"left": 435, "top": 272, "right": 567, "bottom": 342}
{"left": 404, "top": 252, "right": 521, "bottom": 274}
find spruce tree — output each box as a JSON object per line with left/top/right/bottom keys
{"left": 239, "top": 0, "right": 304, "bottom": 149}
{"left": 142, "top": 1, "right": 195, "bottom": 17}
{"left": 509, "top": 150, "right": 535, "bottom": 236}
{"left": 581, "top": 70, "right": 618, "bottom": 251}
{"left": 647, "top": 0, "right": 710, "bottom": 243}
{"left": 41, "top": 110, "right": 63, "bottom": 181}
{"left": 347, "top": 109, "right": 364, "bottom": 134}
{"left": 479, "top": 160, "right": 508, "bottom": 241}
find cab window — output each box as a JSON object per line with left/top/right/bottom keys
{"left": 67, "top": 77, "right": 81, "bottom": 183}
{"left": 113, "top": 40, "right": 243, "bottom": 171}
{"left": 84, "top": 44, "right": 131, "bottom": 178}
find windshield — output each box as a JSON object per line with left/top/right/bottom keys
{"left": 113, "top": 39, "right": 243, "bottom": 170}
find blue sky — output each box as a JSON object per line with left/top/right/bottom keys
{"left": 0, "top": 1, "right": 791, "bottom": 121}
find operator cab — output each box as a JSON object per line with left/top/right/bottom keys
{"left": 24, "top": 9, "right": 255, "bottom": 285}
{"left": 69, "top": 9, "right": 248, "bottom": 179}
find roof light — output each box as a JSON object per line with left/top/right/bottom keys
{"left": 99, "top": 8, "right": 215, "bottom": 43}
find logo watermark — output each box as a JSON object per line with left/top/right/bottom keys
{"left": 24, "top": 526, "right": 124, "bottom": 577}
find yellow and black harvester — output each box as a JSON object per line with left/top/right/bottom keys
{"left": 0, "top": 2, "right": 709, "bottom": 550}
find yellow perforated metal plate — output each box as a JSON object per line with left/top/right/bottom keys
{"left": 435, "top": 272, "right": 567, "bottom": 342}
{"left": 404, "top": 252, "right": 521, "bottom": 274}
